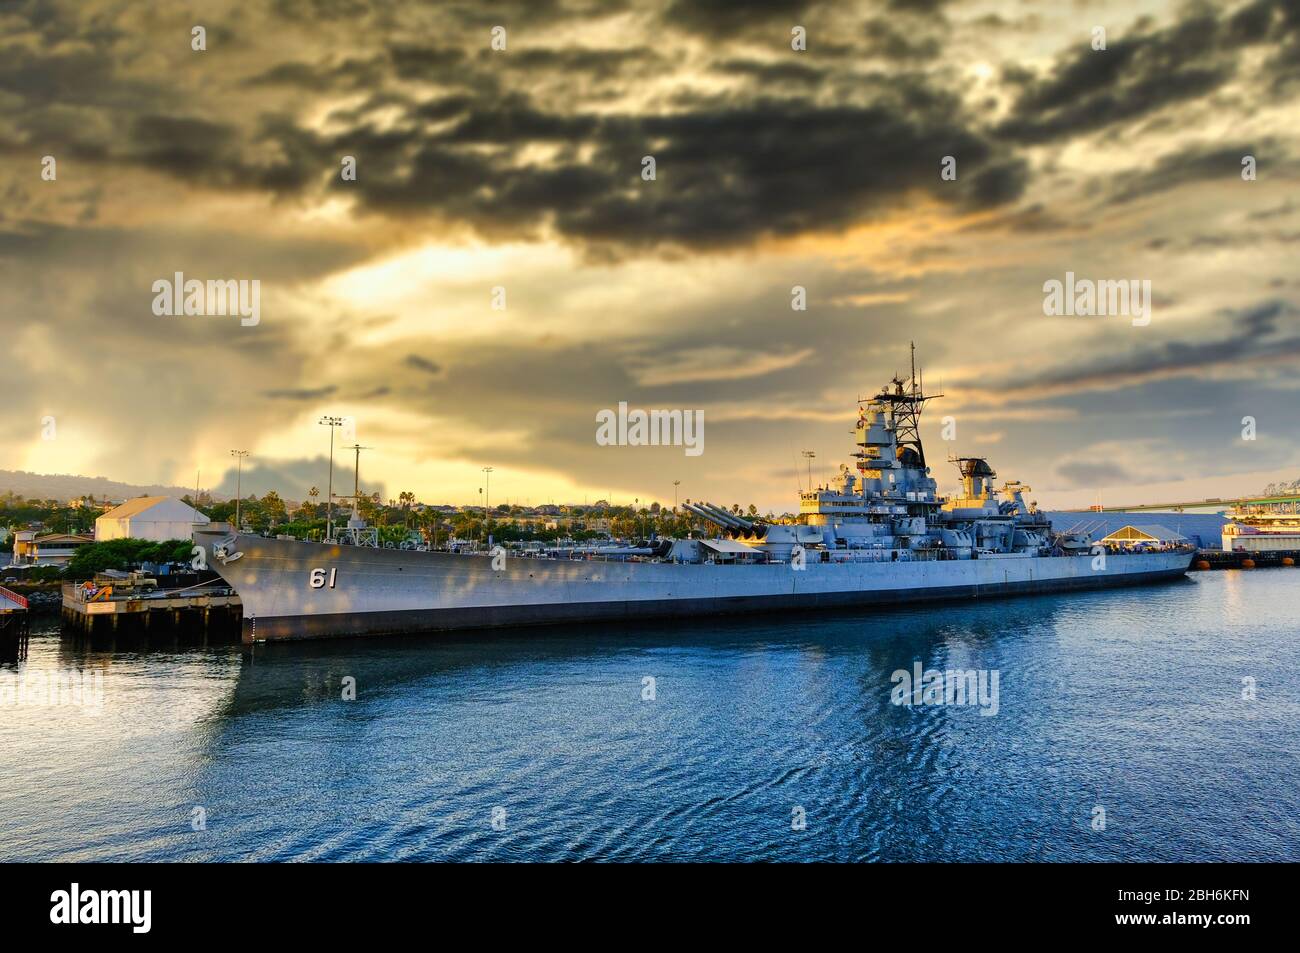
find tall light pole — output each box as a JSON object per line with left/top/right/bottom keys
{"left": 673, "top": 480, "right": 681, "bottom": 511}
{"left": 319, "top": 416, "right": 345, "bottom": 540}
{"left": 230, "top": 450, "right": 248, "bottom": 530}
{"left": 802, "top": 450, "right": 816, "bottom": 491}
{"left": 482, "top": 466, "right": 494, "bottom": 525}
{"left": 346, "top": 444, "right": 372, "bottom": 520}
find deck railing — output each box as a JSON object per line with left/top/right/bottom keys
{"left": 0, "top": 585, "right": 28, "bottom": 609}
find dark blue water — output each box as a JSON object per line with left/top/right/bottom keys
{"left": 2, "top": 569, "right": 1297, "bottom": 861}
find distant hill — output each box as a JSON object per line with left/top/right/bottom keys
{"left": 0, "top": 469, "right": 225, "bottom": 503}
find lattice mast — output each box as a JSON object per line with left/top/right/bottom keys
{"left": 860, "top": 341, "right": 942, "bottom": 468}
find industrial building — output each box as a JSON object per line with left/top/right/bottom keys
{"left": 1048, "top": 512, "right": 1226, "bottom": 549}
{"left": 95, "top": 497, "right": 209, "bottom": 542}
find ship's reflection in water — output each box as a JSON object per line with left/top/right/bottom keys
{"left": 2, "top": 571, "right": 1296, "bottom": 861}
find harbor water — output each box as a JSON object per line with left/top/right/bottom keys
{"left": 1, "top": 569, "right": 1297, "bottom": 862}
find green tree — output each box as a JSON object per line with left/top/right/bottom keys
{"left": 261, "top": 490, "right": 288, "bottom": 527}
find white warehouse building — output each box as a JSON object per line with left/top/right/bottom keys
{"left": 95, "top": 496, "right": 209, "bottom": 542}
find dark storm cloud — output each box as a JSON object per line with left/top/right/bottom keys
{"left": 508, "top": 47, "right": 666, "bottom": 81}
{"left": 0, "top": 8, "right": 129, "bottom": 108}
{"left": 13, "top": 3, "right": 938, "bottom": 259}
{"left": 404, "top": 354, "right": 441, "bottom": 375}
{"left": 959, "top": 203, "right": 1086, "bottom": 235}
{"left": 984, "top": 300, "right": 1300, "bottom": 395}
{"left": 0, "top": 220, "right": 365, "bottom": 281}
{"left": 861, "top": 17, "right": 944, "bottom": 61}
{"left": 1146, "top": 228, "right": 1300, "bottom": 252}
{"left": 243, "top": 58, "right": 388, "bottom": 91}
{"left": 1247, "top": 199, "right": 1300, "bottom": 220}
{"left": 245, "top": 42, "right": 661, "bottom": 94}
{"left": 1104, "top": 140, "right": 1289, "bottom": 206}
{"left": 128, "top": 116, "right": 246, "bottom": 181}
{"left": 262, "top": 386, "right": 339, "bottom": 400}
{"left": 885, "top": 0, "right": 950, "bottom": 13}
{"left": 212, "top": 457, "right": 385, "bottom": 501}
{"left": 711, "top": 58, "right": 827, "bottom": 86}
{"left": 997, "top": 10, "right": 1234, "bottom": 144}
{"left": 4, "top": 0, "right": 1299, "bottom": 512}
{"left": 663, "top": 0, "right": 820, "bottom": 32}
{"left": 997, "top": 0, "right": 1300, "bottom": 145}
{"left": 296, "top": 90, "right": 1029, "bottom": 253}
{"left": 18, "top": 14, "right": 1003, "bottom": 257}
{"left": 270, "top": 0, "right": 579, "bottom": 27}
{"left": 270, "top": 0, "right": 379, "bottom": 20}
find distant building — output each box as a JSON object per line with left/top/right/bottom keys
{"left": 1049, "top": 512, "right": 1226, "bottom": 549}
{"left": 10, "top": 531, "right": 95, "bottom": 567}
{"left": 95, "top": 496, "right": 209, "bottom": 542}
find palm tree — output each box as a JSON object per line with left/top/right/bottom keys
{"left": 399, "top": 491, "right": 415, "bottom": 528}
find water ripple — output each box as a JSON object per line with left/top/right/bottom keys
{"left": 1, "top": 572, "right": 1298, "bottom": 860}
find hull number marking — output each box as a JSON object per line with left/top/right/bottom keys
{"left": 310, "top": 568, "right": 338, "bottom": 589}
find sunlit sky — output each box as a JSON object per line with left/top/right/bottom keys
{"left": 3, "top": 0, "right": 1299, "bottom": 511}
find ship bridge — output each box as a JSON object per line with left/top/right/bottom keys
{"left": 799, "top": 464, "right": 935, "bottom": 522}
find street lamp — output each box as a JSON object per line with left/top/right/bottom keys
{"left": 319, "top": 416, "right": 345, "bottom": 540}
{"left": 230, "top": 450, "right": 249, "bottom": 531}
{"left": 346, "top": 444, "right": 372, "bottom": 522}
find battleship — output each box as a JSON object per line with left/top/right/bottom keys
{"left": 196, "top": 353, "right": 1195, "bottom": 643}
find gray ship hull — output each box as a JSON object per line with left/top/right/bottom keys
{"left": 195, "top": 531, "right": 1194, "bottom": 643}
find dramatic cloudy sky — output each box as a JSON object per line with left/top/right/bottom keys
{"left": 3, "top": 0, "right": 1299, "bottom": 510}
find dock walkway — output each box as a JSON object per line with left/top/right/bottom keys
{"left": 61, "top": 582, "right": 242, "bottom": 640}
{"left": 0, "top": 585, "right": 27, "bottom": 613}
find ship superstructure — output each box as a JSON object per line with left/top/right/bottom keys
{"left": 678, "top": 356, "right": 1056, "bottom": 566}
{"left": 196, "top": 351, "right": 1195, "bottom": 643}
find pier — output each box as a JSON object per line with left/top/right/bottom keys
{"left": 0, "top": 585, "right": 29, "bottom": 661}
{"left": 1194, "top": 549, "right": 1300, "bottom": 570}
{"left": 60, "top": 581, "right": 243, "bottom": 643}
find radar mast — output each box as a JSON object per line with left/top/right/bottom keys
{"left": 859, "top": 341, "right": 942, "bottom": 468}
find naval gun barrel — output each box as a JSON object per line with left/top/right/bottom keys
{"left": 699, "top": 501, "right": 754, "bottom": 530}
{"left": 683, "top": 501, "right": 729, "bottom": 527}
{"left": 683, "top": 501, "right": 749, "bottom": 530}
{"left": 707, "top": 502, "right": 759, "bottom": 531}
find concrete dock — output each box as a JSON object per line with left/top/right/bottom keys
{"left": 60, "top": 581, "right": 243, "bottom": 643}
